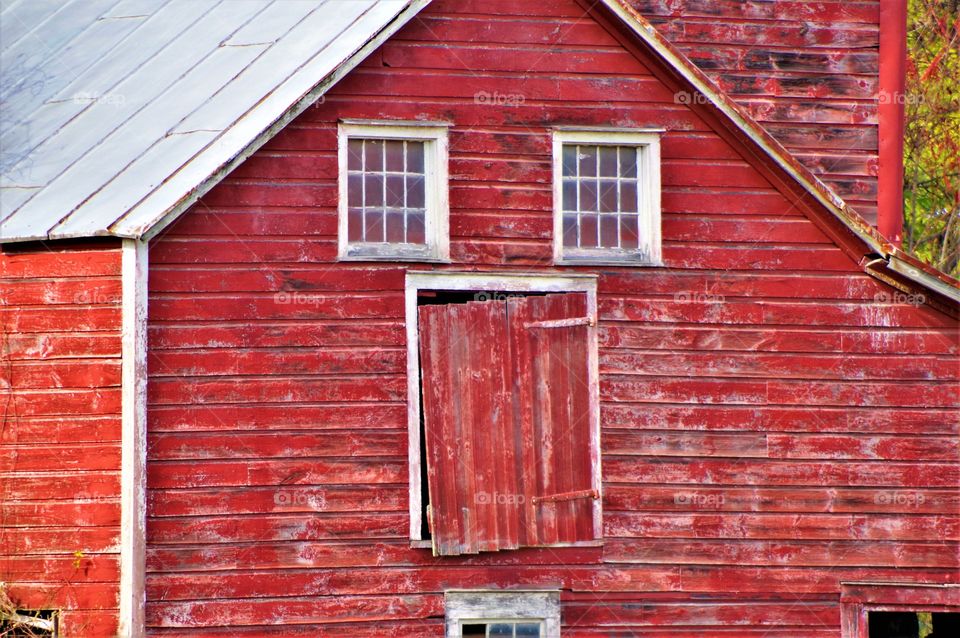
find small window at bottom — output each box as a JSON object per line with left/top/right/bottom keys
{"left": 461, "top": 622, "right": 542, "bottom": 637}
{"left": 445, "top": 591, "right": 558, "bottom": 638}
{"left": 0, "top": 609, "right": 58, "bottom": 636}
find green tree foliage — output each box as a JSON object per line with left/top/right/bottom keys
{"left": 904, "top": 0, "right": 960, "bottom": 277}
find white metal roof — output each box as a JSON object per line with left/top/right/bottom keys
{"left": 0, "top": 0, "right": 424, "bottom": 242}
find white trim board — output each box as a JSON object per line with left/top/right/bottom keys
{"left": 404, "top": 271, "right": 601, "bottom": 543}
{"left": 119, "top": 239, "right": 148, "bottom": 637}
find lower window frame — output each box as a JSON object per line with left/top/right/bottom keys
{"left": 445, "top": 590, "right": 560, "bottom": 638}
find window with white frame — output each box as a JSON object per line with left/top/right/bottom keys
{"left": 445, "top": 591, "right": 560, "bottom": 638}
{"left": 338, "top": 121, "right": 449, "bottom": 261}
{"left": 553, "top": 129, "right": 661, "bottom": 265}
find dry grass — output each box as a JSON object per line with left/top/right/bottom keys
{"left": 0, "top": 582, "right": 55, "bottom": 637}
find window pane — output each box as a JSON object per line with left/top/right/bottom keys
{"left": 407, "top": 175, "right": 425, "bottom": 208}
{"left": 365, "top": 139, "right": 384, "bottom": 171}
{"left": 385, "top": 140, "right": 405, "bottom": 172}
{"left": 516, "top": 624, "right": 541, "bottom": 637}
{"left": 343, "top": 136, "right": 434, "bottom": 249}
{"left": 347, "top": 174, "right": 363, "bottom": 207}
{"left": 562, "top": 213, "right": 578, "bottom": 247}
{"left": 619, "top": 146, "right": 637, "bottom": 177}
{"left": 619, "top": 180, "right": 637, "bottom": 213}
{"left": 347, "top": 208, "right": 364, "bottom": 242}
{"left": 385, "top": 211, "right": 405, "bottom": 243}
{"left": 558, "top": 139, "right": 651, "bottom": 257}
{"left": 407, "top": 211, "right": 425, "bottom": 244}
{"left": 620, "top": 214, "right": 639, "bottom": 249}
{"left": 930, "top": 612, "right": 960, "bottom": 635}
{"left": 462, "top": 624, "right": 486, "bottom": 637}
{"left": 579, "top": 181, "right": 598, "bottom": 212}
{"left": 580, "top": 213, "right": 598, "bottom": 248}
{"left": 364, "top": 209, "right": 384, "bottom": 242}
{"left": 600, "top": 214, "right": 619, "bottom": 247}
{"left": 365, "top": 174, "right": 384, "bottom": 207}
{"left": 599, "top": 146, "right": 618, "bottom": 176}
{"left": 347, "top": 139, "right": 363, "bottom": 171}
{"left": 598, "top": 179, "right": 618, "bottom": 212}
{"left": 386, "top": 175, "right": 405, "bottom": 208}
{"left": 407, "top": 141, "right": 425, "bottom": 173}
{"left": 867, "top": 611, "right": 920, "bottom": 638}
{"left": 562, "top": 145, "right": 577, "bottom": 176}
{"left": 488, "top": 624, "right": 513, "bottom": 637}
{"left": 562, "top": 179, "right": 577, "bottom": 211}
{"left": 578, "top": 145, "right": 597, "bottom": 175}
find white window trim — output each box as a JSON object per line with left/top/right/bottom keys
{"left": 445, "top": 590, "right": 561, "bottom": 638}
{"left": 405, "top": 271, "right": 601, "bottom": 548}
{"left": 552, "top": 128, "right": 662, "bottom": 266}
{"left": 337, "top": 120, "right": 450, "bottom": 262}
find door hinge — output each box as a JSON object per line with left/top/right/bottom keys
{"left": 532, "top": 489, "right": 599, "bottom": 504}
{"left": 524, "top": 316, "right": 594, "bottom": 329}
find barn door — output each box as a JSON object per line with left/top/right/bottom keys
{"left": 509, "top": 293, "right": 597, "bottom": 547}
{"left": 418, "top": 300, "right": 520, "bottom": 556}
{"left": 418, "top": 293, "right": 596, "bottom": 556}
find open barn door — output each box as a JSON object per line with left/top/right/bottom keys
{"left": 418, "top": 293, "right": 598, "bottom": 556}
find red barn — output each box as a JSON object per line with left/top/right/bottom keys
{"left": 1, "top": 1, "right": 958, "bottom": 636}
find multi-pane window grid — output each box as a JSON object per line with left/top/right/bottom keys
{"left": 561, "top": 143, "right": 643, "bottom": 251}
{"left": 347, "top": 138, "right": 426, "bottom": 245}
{"left": 462, "top": 621, "right": 542, "bottom": 637}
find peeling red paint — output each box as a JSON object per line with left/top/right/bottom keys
{"left": 4, "top": 1, "right": 957, "bottom": 635}
{"left": 1, "top": 241, "right": 123, "bottom": 637}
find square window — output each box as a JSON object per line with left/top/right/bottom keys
{"left": 553, "top": 130, "right": 661, "bottom": 265}
{"left": 445, "top": 591, "right": 559, "bottom": 638}
{"left": 338, "top": 122, "right": 449, "bottom": 261}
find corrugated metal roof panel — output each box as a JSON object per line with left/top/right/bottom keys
{"left": 0, "top": 0, "right": 421, "bottom": 242}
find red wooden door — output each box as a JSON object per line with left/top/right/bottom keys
{"left": 418, "top": 293, "right": 596, "bottom": 556}
{"left": 510, "top": 293, "right": 596, "bottom": 547}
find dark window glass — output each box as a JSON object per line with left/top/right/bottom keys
{"left": 516, "top": 623, "right": 541, "bottom": 637}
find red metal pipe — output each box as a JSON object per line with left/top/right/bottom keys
{"left": 877, "top": 0, "right": 907, "bottom": 244}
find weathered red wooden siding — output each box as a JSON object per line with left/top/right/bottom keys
{"left": 1, "top": 241, "right": 122, "bottom": 637}
{"left": 630, "top": 0, "right": 881, "bottom": 224}
{"left": 144, "top": 0, "right": 958, "bottom": 635}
